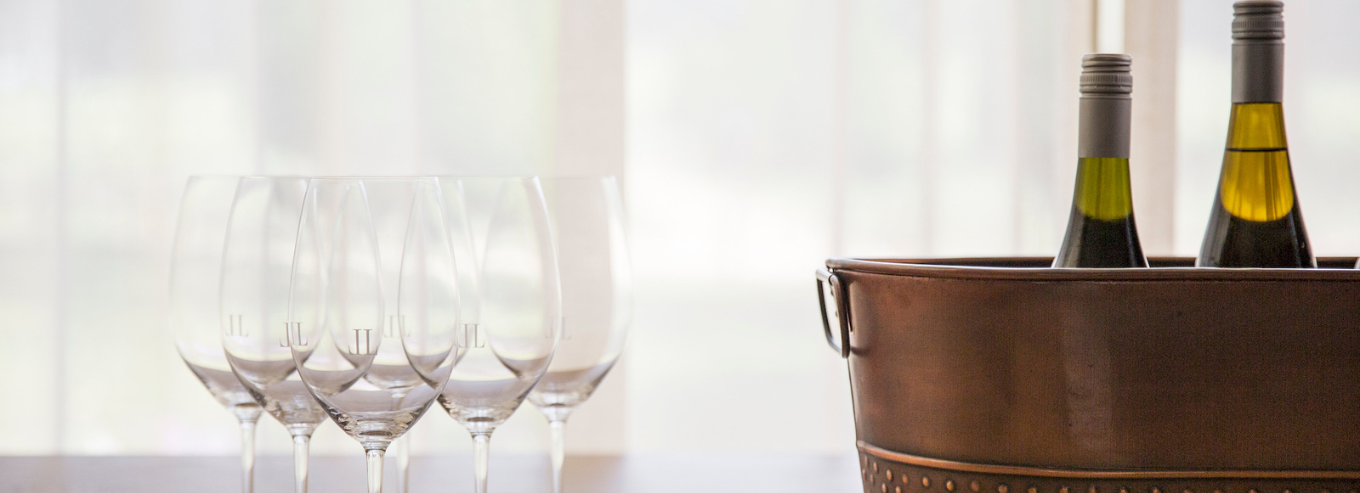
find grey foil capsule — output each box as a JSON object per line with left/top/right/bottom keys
{"left": 1231, "top": 0, "right": 1284, "bottom": 102}
{"left": 1078, "top": 54, "right": 1132, "bottom": 159}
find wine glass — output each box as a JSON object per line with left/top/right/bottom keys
{"left": 528, "top": 176, "right": 632, "bottom": 493}
{"left": 288, "top": 177, "right": 458, "bottom": 493}
{"left": 430, "top": 176, "right": 560, "bottom": 493}
{"left": 220, "top": 176, "right": 327, "bottom": 493}
{"left": 169, "top": 175, "right": 263, "bottom": 493}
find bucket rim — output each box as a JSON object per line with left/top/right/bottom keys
{"left": 825, "top": 256, "right": 1360, "bottom": 281}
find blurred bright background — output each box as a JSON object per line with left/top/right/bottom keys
{"left": 1, "top": 0, "right": 1359, "bottom": 459}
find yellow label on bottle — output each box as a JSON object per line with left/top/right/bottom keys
{"left": 1073, "top": 157, "right": 1134, "bottom": 221}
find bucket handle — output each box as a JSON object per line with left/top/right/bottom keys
{"left": 816, "top": 267, "right": 850, "bottom": 358}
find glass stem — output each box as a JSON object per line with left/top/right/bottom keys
{"left": 473, "top": 433, "right": 492, "bottom": 493}
{"left": 292, "top": 434, "right": 311, "bottom": 493}
{"left": 366, "top": 448, "right": 386, "bottom": 493}
{"left": 391, "top": 390, "right": 410, "bottom": 493}
{"left": 395, "top": 433, "right": 409, "bottom": 493}
{"left": 550, "top": 420, "right": 567, "bottom": 493}
{"left": 239, "top": 417, "right": 258, "bottom": 493}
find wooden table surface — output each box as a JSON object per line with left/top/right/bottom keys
{"left": 0, "top": 453, "right": 863, "bottom": 493}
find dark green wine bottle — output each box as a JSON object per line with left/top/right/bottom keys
{"left": 1054, "top": 54, "right": 1147, "bottom": 268}
{"left": 1198, "top": 0, "right": 1313, "bottom": 268}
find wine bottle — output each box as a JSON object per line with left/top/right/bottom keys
{"left": 1197, "top": 0, "right": 1313, "bottom": 268}
{"left": 1054, "top": 54, "right": 1147, "bottom": 268}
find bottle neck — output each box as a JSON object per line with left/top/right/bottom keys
{"left": 1233, "top": 41, "right": 1283, "bottom": 103}
{"left": 1077, "top": 96, "right": 1130, "bottom": 159}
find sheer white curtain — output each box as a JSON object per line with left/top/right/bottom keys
{"left": 0, "top": 0, "right": 568, "bottom": 455}
{"left": 6, "top": 0, "right": 1356, "bottom": 458}
{"left": 625, "top": 0, "right": 1098, "bottom": 452}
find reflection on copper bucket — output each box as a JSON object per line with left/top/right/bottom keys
{"left": 817, "top": 258, "right": 1360, "bottom": 493}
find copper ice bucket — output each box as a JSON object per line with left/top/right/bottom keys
{"left": 816, "top": 257, "right": 1360, "bottom": 493}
